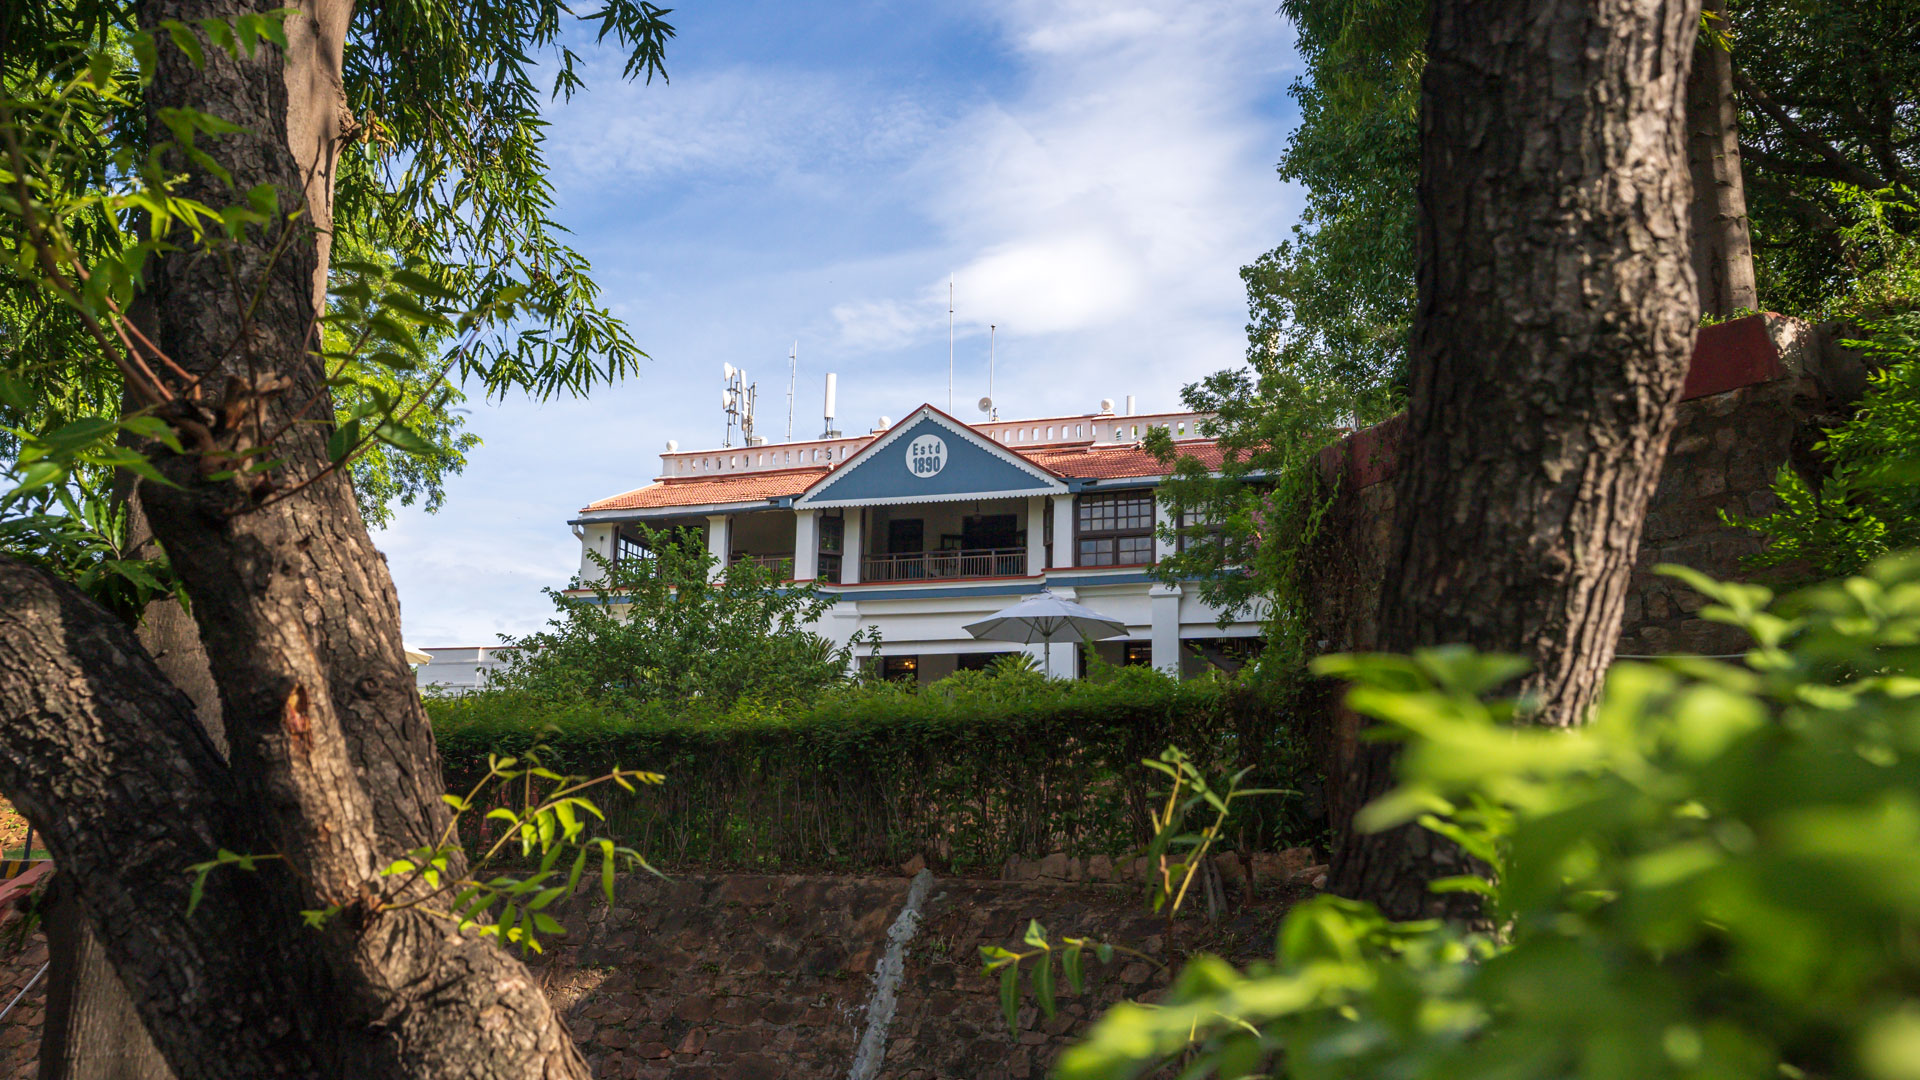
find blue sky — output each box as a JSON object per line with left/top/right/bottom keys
{"left": 381, "top": 0, "right": 1307, "bottom": 646}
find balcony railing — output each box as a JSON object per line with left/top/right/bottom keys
{"left": 862, "top": 547, "right": 1026, "bottom": 582}
{"left": 729, "top": 553, "right": 795, "bottom": 572}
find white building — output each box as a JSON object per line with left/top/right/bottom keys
{"left": 545, "top": 400, "right": 1264, "bottom": 686}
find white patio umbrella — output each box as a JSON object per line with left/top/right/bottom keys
{"left": 962, "top": 590, "right": 1128, "bottom": 678}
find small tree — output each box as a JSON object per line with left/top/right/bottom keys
{"left": 492, "top": 525, "right": 872, "bottom": 706}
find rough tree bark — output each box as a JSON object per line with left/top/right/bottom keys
{"left": 38, "top": 4, "right": 357, "bottom": 1077}
{"left": 1329, "top": 0, "right": 1705, "bottom": 920}
{"left": 1687, "top": 0, "right": 1759, "bottom": 317}
{"left": 0, "top": 1, "right": 592, "bottom": 1077}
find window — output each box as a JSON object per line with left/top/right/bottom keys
{"left": 1123, "top": 641, "right": 1153, "bottom": 667}
{"left": 1077, "top": 491, "right": 1156, "bottom": 566}
{"left": 614, "top": 532, "right": 649, "bottom": 565}
{"left": 1176, "top": 505, "right": 1225, "bottom": 555}
{"left": 879, "top": 655, "right": 919, "bottom": 682}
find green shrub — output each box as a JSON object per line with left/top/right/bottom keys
{"left": 488, "top": 525, "right": 872, "bottom": 707}
{"left": 428, "top": 666, "right": 1317, "bottom": 872}
{"left": 1061, "top": 554, "right": 1920, "bottom": 1080}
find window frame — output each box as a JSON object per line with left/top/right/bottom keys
{"left": 1075, "top": 490, "right": 1157, "bottom": 567}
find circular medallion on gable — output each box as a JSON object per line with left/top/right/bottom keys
{"left": 905, "top": 434, "right": 948, "bottom": 478}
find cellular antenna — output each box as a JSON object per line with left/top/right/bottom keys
{"left": 946, "top": 277, "right": 955, "bottom": 413}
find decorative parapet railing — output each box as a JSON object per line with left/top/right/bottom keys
{"left": 861, "top": 548, "right": 1026, "bottom": 582}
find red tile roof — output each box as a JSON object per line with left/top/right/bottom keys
{"left": 582, "top": 467, "right": 830, "bottom": 512}
{"left": 1023, "top": 441, "right": 1224, "bottom": 480}
{"left": 582, "top": 440, "right": 1226, "bottom": 513}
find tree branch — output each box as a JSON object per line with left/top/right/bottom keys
{"left": 0, "top": 556, "right": 331, "bottom": 1078}
{"left": 1735, "top": 69, "right": 1889, "bottom": 192}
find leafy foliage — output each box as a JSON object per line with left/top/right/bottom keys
{"left": 490, "top": 526, "right": 873, "bottom": 707}
{"left": 1061, "top": 555, "right": 1920, "bottom": 1080}
{"left": 188, "top": 749, "right": 661, "bottom": 955}
{"left": 1732, "top": 192, "right": 1920, "bottom": 578}
{"left": 428, "top": 666, "right": 1315, "bottom": 872}
{"left": 981, "top": 748, "right": 1287, "bottom": 1034}
{"left": 1145, "top": 0, "right": 1419, "bottom": 681}
{"left": 1731, "top": 1, "right": 1920, "bottom": 312}
{"left": 1, "top": 0, "right": 676, "bottom": 591}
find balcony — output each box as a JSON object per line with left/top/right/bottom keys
{"left": 862, "top": 547, "right": 1026, "bottom": 582}
{"left": 730, "top": 553, "right": 795, "bottom": 572}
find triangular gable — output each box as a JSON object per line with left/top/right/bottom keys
{"left": 796, "top": 405, "right": 1067, "bottom": 508}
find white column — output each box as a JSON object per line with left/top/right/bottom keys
{"left": 578, "top": 523, "right": 615, "bottom": 583}
{"left": 842, "top": 509, "right": 863, "bottom": 585}
{"left": 1155, "top": 491, "right": 1178, "bottom": 563}
{"left": 1150, "top": 583, "right": 1183, "bottom": 677}
{"left": 1050, "top": 493, "right": 1075, "bottom": 569}
{"left": 793, "top": 508, "right": 819, "bottom": 580}
{"left": 1048, "top": 585, "right": 1078, "bottom": 677}
{"left": 1025, "top": 496, "right": 1046, "bottom": 576}
{"left": 705, "top": 514, "right": 730, "bottom": 580}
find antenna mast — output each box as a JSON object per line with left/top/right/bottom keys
{"left": 989, "top": 324, "right": 997, "bottom": 420}
{"left": 946, "top": 277, "right": 954, "bottom": 412}
{"left": 722, "top": 365, "right": 758, "bottom": 447}
{"left": 786, "top": 341, "right": 796, "bottom": 442}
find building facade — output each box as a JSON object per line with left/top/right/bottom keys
{"left": 546, "top": 402, "right": 1261, "bottom": 686}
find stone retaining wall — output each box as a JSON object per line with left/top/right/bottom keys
{"left": 0, "top": 868, "right": 1307, "bottom": 1080}
{"left": 1303, "top": 313, "right": 1869, "bottom": 830}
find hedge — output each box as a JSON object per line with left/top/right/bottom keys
{"left": 427, "top": 667, "right": 1319, "bottom": 873}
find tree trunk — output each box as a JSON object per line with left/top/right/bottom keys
{"left": 0, "top": 2, "right": 592, "bottom": 1076}
{"left": 1687, "top": 0, "right": 1759, "bottom": 317}
{"left": 39, "top": 4, "right": 357, "bottom": 1076}
{"left": 38, "top": 875, "right": 169, "bottom": 1080}
{"left": 1329, "top": 0, "right": 1705, "bottom": 921}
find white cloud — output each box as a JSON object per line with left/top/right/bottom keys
{"left": 549, "top": 64, "right": 938, "bottom": 184}
{"left": 829, "top": 0, "right": 1297, "bottom": 372}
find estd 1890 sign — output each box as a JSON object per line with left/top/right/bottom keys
{"left": 905, "top": 434, "right": 947, "bottom": 478}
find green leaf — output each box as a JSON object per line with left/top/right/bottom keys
{"left": 1023, "top": 918, "right": 1049, "bottom": 949}
{"left": 373, "top": 420, "right": 434, "bottom": 456}
{"left": 1062, "top": 943, "right": 1085, "bottom": 994}
{"left": 999, "top": 962, "right": 1020, "bottom": 1035}
{"left": 162, "top": 21, "right": 205, "bottom": 68}
{"left": 1033, "top": 952, "right": 1056, "bottom": 1019}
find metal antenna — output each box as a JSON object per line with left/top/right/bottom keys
{"left": 786, "top": 341, "right": 796, "bottom": 442}
{"left": 947, "top": 277, "right": 955, "bottom": 412}
{"left": 989, "top": 324, "right": 997, "bottom": 420}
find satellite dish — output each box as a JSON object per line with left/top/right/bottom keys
{"left": 665, "top": 439, "right": 679, "bottom": 452}
{"left": 723, "top": 363, "right": 736, "bottom": 378}
{"left": 977, "top": 396, "right": 993, "bottom": 413}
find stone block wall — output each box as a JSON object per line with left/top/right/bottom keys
{"left": 1307, "top": 313, "right": 1864, "bottom": 658}
{"left": 520, "top": 871, "right": 1303, "bottom": 1080}
{"left": 1302, "top": 313, "right": 1869, "bottom": 828}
